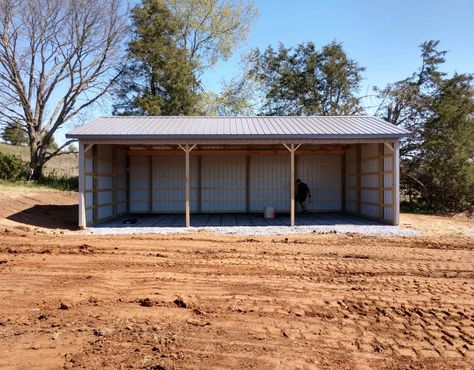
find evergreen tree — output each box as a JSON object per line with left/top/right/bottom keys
{"left": 113, "top": 0, "right": 200, "bottom": 115}
{"left": 2, "top": 122, "right": 28, "bottom": 146}
{"left": 375, "top": 41, "right": 447, "bottom": 158}
{"left": 376, "top": 41, "right": 474, "bottom": 211}
{"left": 247, "top": 41, "right": 364, "bottom": 115}
{"left": 418, "top": 74, "right": 474, "bottom": 210}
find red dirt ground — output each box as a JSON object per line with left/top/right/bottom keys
{"left": 0, "top": 188, "right": 473, "bottom": 369}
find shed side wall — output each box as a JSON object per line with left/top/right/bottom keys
{"left": 85, "top": 144, "right": 127, "bottom": 225}
{"left": 345, "top": 143, "right": 395, "bottom": 223}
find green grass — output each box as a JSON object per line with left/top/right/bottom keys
{"left": 0, "top": 177, "right": 78, "bottom": 192}
{"left": 0, "top": 175, "right": 78, "bottom": 191}
{"left": 0, "top": 142, "right": 78, "bottom": 177}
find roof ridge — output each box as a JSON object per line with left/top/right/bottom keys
{"left": 98, "top": 115, "right": 374, "bottom": 119}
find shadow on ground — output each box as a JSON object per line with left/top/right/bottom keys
{"left": 8, "top": 205, "right": 78, "bottom": 230}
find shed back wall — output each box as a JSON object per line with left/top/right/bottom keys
{"left": 128, "top": 153, "right": 342, "bottom": 213}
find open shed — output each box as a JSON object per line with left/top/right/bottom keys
{"left": 66, "top": 116, "right": 410, "bottom": 229}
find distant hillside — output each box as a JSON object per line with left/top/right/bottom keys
{"left": 0, "top": 142, "right": 78, "bottom": 177}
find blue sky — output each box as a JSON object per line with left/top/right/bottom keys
{"left": 202, "top": 0, "right": 474, "bottom": 108}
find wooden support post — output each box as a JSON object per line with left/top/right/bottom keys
{"left": 126, "top": 154, "right": 130, "bottom": 213}
{"left": 291, "top": 145, "right": 295, "bottom": 226}
{"left": 378, "top": 143, "right": 384, "bottom": 221}
{"left": 392, "top": 141, "right": 400, "bottom": 225}
{"left": 185, "top": 145, "right": 190, "bottom": 227}
{"left": 148, "top": 156, "right": 153, "bottom": 212}
{"left": 179, "top": 144, "right": 197, "bottom": 227}
{"left": 356, "top": 144, "right": 361, "bottom": 216}
{"left": 197, "top": 156, "right": 202, "bottom": 213}
{"left": 283, "top": 143, "right": 301, "bottom": 226}
{"left": 112, "top": 146, "right": 117, "bottom": 218}
{"left": 341, "top": 151, "right": 346, "bottom": 212}
{"left": 78, "top": 142, "right": 86, "bottom": 229}
{"left": 245, "top": 155, "right": 250, "bottom": 213}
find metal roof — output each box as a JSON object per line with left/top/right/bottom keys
{"left": 66, "top": 115, "right": 410, "bottom": 140}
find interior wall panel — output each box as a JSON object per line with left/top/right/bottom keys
{"left": 384, "top": 144, "right": 394, "bottom": 222}
{"left": 95, "top": 145, "right": 113, "bottom": 222}
{"left": 297, "top": 154, "right": 342, "bottom": 211}
{"left": 344, "top": 146, "right": 357, "bottom": 213}
{"left": 129, "top": 155, "right": 150, "bottom": 212}
{"left": 116, "top": 147, "right": 128, "bottom": 215}
{"left": 345, "top": 144, "right": 393, "bottom": 222}
{"left": 360, "top": 144, "right": 379, "bottom": 220}
{"left": 115, "top": 145, "right": 396, "bottom": 221}
{"left": 249, "top": 155, "right": 289, "bottom": 212}
{"left": 84, "top": 147, "right": 93, "bottom": 225}
{"left": 201, "top": 156, "right": 246, "bottom": 212}
{"left": 152, "top": 155, "right": 199, "bottom": 212}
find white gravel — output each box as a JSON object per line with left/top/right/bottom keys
{"left": 75, "top": 224, "right": 421, "bottom": 237}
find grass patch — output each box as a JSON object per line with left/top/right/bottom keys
{"left": 400, "top": 201, "right": 436, "bottom": 214}
{"left": 0, "top": 176, "right": 78, "bottom": 192}
{"left": 37, "top": 175, "right": 78, "bottom": 191}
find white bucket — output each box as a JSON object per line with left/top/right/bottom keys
{"left": 264, "top": 206, "right": 275, "bottom": 219}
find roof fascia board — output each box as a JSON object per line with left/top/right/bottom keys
{"left": 67, "top": 133, "right": 408, "bottom": 140}
{"left": 76, "top": 137, "right": 403, "bottom": 145}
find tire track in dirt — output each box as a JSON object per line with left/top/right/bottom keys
{"left": 0, "top": 232, "right": 473, "bottom": 369}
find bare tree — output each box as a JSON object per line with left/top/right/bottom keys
{"left": 0, "top": 0, "right": 128, "bottom": 179}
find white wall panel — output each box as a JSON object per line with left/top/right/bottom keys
{"left": 384, "top": 143, "right": 395, "bottom": 222}
{"left": 98, "top": 205, "right": 113, "bottom": 220}
{"left": 85, "top": 148, "right": 93, "bottom": 225}
{"left": 86, "top": 209, "right": 93, "bottom": 224}
{"left": 297, "top": 154, "right": 341, "bottom": 211}
{"left": 94, "top": 145, "right": 113, "bottom": 221}
{"left": 362, "top": 204, "right": 378, "bottom": 218}
{"left": 360, "top": 144, "right": 380, "bottom": 220}
{"left": 98, "top": 191, "right": 113, "bottom": 205}
{"left": 344, "top": 145, "right": 357, "bottom": 212}
{"left": 201, "top": 156, "right": 246, "bottom": 212}
{"left": 152, "top": 155, "right": 199, "bottom": 212}
{"left": 249, "top": 155, "right": 289, "bottom": 212}
{"left": 344, "top": 143, "right": 395, "bottom": 222}
{"left": 129, "top": 156, "right": 150, "bottom": 212}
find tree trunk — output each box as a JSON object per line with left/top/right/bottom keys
{"left": 29, "top": 134, "right": 46, "bottom": 181}
{"left": 29, "top": 151, "right": 45, "bottom": 180}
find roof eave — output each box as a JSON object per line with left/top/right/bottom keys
{"left": 66, "top": 133, "right": 410, "bottom": 140}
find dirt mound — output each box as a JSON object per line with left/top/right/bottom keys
{"left": 0, "top": 187, "right": 78, "bottom": 231}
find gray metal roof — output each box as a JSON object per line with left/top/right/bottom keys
{"left": 66, "top": 115, "right": 410, "bottom": 140}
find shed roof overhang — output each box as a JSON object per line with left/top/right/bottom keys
{"left": 66, "top": 115, "right": 411, "bottom": 144}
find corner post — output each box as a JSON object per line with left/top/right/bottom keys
{"left": 392, "top": 141, "right": 400, "bottom": 225}
{"left": 290, "top": 144, "right": 295, "bottom": 226}
{"left": 185, "top": 145, "right": 190, "bottom": 227}
{"left": 78, "top": 142, "right": 86, "bottom": 229}
{"left": 341, "top": 150, "right": 346, "bottom": 212}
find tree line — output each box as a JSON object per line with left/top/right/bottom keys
{"left": 0, "top": 0, "right": 472, "bottom": 212}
